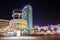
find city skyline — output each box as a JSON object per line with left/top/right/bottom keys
{"left": 0, "top": 0, "right": 60, "bottom": 26}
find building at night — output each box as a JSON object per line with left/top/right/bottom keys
{"left": 0, "top": 19, "right": 9, "bottom": 29}
{"left": 22, "top": 4, "right": 33, "bottom": 28}
{"left": 0, "top": 4, "right": 33, "bottom": 36}
{"left": 1, "top": 4, "right": 60, "bottom": 36}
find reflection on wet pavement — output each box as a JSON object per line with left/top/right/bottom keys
{"left": 0, "top": 35, "right": 60, "bottom": 40}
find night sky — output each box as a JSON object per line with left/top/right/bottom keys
{"left": 0, "top": 0, "right": 60, "bottom": 26}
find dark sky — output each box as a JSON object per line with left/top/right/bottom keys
{"left": 0, "top": 0, "right": 60, "bottom": 26}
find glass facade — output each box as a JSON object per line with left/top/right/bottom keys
{"left": 22, "top": 5, "right": 33, "bottom": 28}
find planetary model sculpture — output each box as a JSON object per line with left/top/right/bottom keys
{"left": 12, "top": 9, "right": 22, "bottom": 19}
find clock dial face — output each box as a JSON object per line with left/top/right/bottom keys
{"left": 10, "top": 19, "right": 27, "bottom": 29}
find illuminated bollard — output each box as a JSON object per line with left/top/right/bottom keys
{"left": 17, "top": 30, "right": 20, "bottom": 37}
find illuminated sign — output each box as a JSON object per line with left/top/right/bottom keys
{"left": 16, "top": 22, "right": 27, "bottom": 25}
{"left": 7, "top": 31, "right": 14, "bottom": 36}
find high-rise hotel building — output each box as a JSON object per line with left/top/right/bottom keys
{"left": 22, "top": 4, "right": 33, "bottom": 28}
